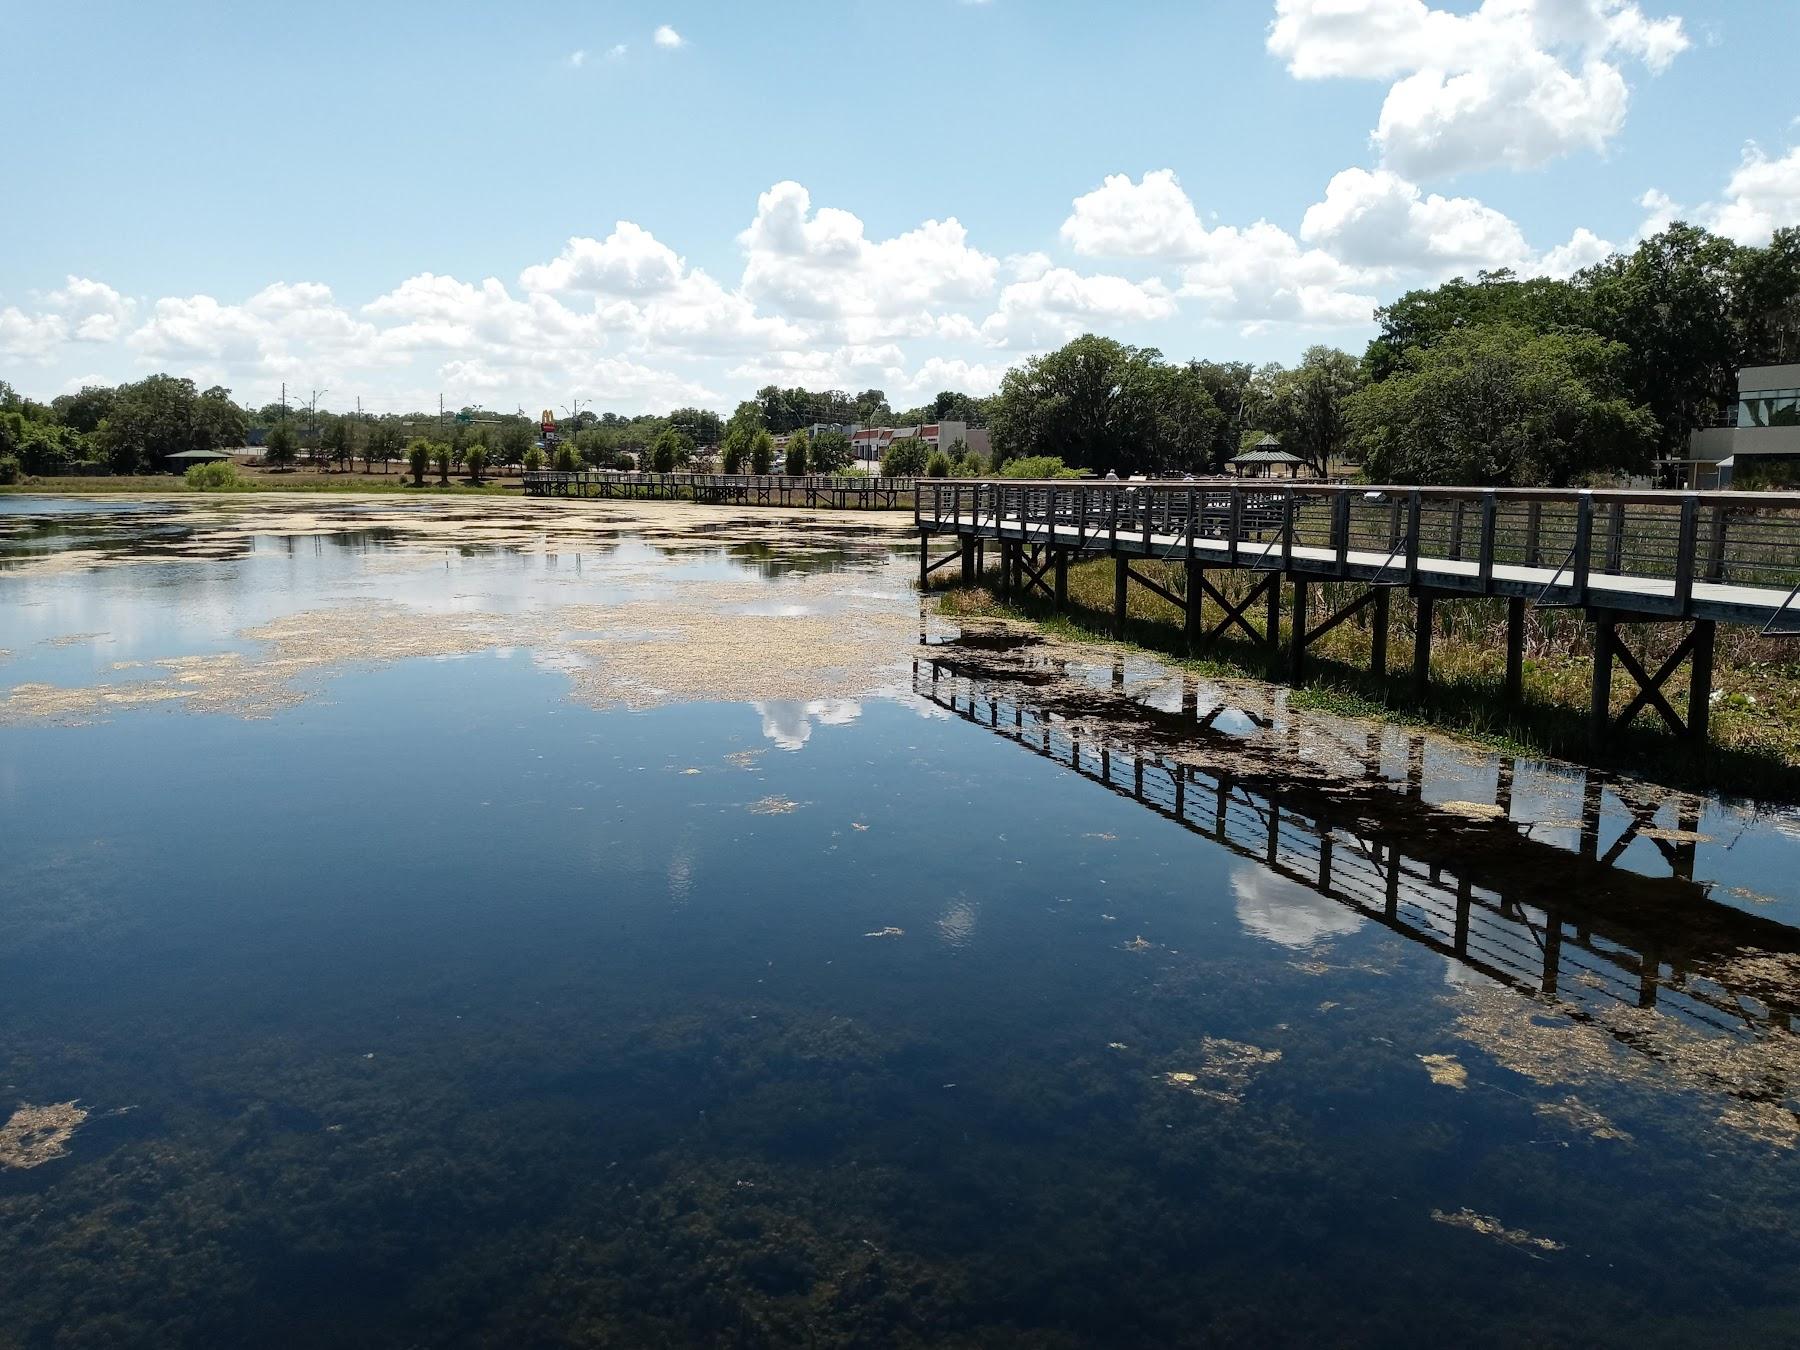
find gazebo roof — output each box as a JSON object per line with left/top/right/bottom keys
{"left": 1228, "top": 448, "right": 1306, "bottom": 465}
{"left": 164, "top": 447, "right": 234, "bottom": 462}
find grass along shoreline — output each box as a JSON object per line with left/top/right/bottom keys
{"left": 1, "top": 473, "right": 522, "bottom": 496}
{"left": 931, "top": 554, "right": 1800, "bottom": 803}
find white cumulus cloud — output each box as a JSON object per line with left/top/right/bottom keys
{"left": 1268, "top": 0, "right": 1688, "bottom": 177}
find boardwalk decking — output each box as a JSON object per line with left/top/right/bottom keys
{"left": 916, "top": 479, "right": 1800, "bottom": 748}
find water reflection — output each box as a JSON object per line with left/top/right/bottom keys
{"left": 753, "top": 698, "right": 864, "bottom": 750}
{"left": 914, "top": 648, "right": 1800, "bottom": 1105}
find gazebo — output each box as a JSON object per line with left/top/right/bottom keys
{"left": 1227, "top": 435, "right": 1312, "bottom": 480}
{"left": 163, "top": 447, "right": 234, "bottom": 474}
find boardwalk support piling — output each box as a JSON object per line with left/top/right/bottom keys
{"left": 1370, "top": 588, "right": 1390, "bottom": 678}
{"left": 1505, "top": 596, "right": 1526, "bottom": 705}
{"left": 1413, "top": 592, "right": 1434, "bottom": 698}
{"left": 1113, "top": 556, "right": 1129, "bottom": 638}
{"left": 1289, "top": 579, "right": 1310, "bottom": 682}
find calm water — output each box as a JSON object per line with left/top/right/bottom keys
{"left": 4, "top": 494, "right": 1800, "bottom": 1348}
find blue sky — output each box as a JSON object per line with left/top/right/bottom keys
{"left": 2, "top": 0, "right": 1797, "bottom": 415}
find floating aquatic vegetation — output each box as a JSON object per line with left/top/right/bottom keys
{"left": 1535, "top": 1096, "right": 1632, "bottom": 1142}
{"left": 1451, "top": 986, "right": 1800, "bottom": 1149}
{"left": 2, "top": 570, "right": 921, "bottom": 725}
{"left": 1123, "top": 935, "right": 1156, "bottom": 952}
{"left": 0, "top": 1101, "right": 87, "bottom": 1169}
{"left": 747, "top": 795, "right": 800, "bottom": 815}
{"left": 1418, "top": 1053, "right": 1469, "bottom": 1090}
{"left": 1430, "top": 1208, "right": 1564, "bottom": 1254}
{"left": 724, "top": 749, "right": 764, "bottom": 769}
{"left": 41, "top": 631, "right": 105, "bottom": 648}
{"left": 1161, "top": 1038, "right": 1283, "bottom": 1104}
{"left": 1438, "top": 800, "right": 1507, "bottom": 821}
{"left": 1107, "top": 1042, "right": 1129, "bottom": 1050}
{"left": 1639, "top": 827, "right": 1711, "bottom": 844}
{"left": 863, "top": 926, "right": 904, "bottom": 939}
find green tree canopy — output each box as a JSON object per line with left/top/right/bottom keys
{"left": 988, "top": 335, "right": 1221, "bottom": 476}
{"left": 1345, "top": 324, "right": 1658, "bottom": 487}
{"left": 881, "top": 437, "right": 931, "bottom": 477}
{"left": 809, "top": 428, "right": 852, "bottom": 474}
{"left": 784, "top": 431, "right": 809, "bottom": 476}
{"left": 648, "top": 428, "right": 692, "bottom": 473}
{"left": 749, "top": 428, "right": 775, "bottom": 475}
{"left": 265, "top": 421, "right": 300, "bottom": 470}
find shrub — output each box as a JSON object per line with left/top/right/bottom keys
{"left": 433, "top": 443, "right": 451, "bottom": 484}
{"left": 785, "top": 432, "right": 809, "bottom": 476}
{"left": 0, "top": 453, "right": 21, "bottom": 485}
{"left": 1001, "top": 455, "right": 1082, "bottom": 479}
{"left": 407, "top": 439, "right": 431, "bottom": 485}
{"left": 523, "top": 446, "right": 545, "bottom": 472}
{"left": 721, "top": 440, "right": 747, "bottom": 474}
{"left": 465, "top": 445, "right": 487, "bottom": 483}
{"left": 750, "top": 429, "right": 775, "bottom": 475}
{"left": 183, "top": 460, "right": 243, "bottom": 490}
{"left": 553, "top": 443, "right": 581, "bottom": 473}
{"left": 924, "top": 450, "right": 952, "bottom": 477}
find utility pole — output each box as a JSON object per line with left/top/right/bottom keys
{"left": 438, "top": 393, "right": 445, "bottom": 443}
{"left": 306, "top": 388, "right": 328, "bottom": 468}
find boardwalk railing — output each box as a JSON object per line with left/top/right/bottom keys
{"left": 915, "top": 479, "right": 1800, "bottom": 748}
{"left": 525, "top": 470, "right": 915, "bottom": 510}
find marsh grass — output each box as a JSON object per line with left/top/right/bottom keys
{"left": 934, "top": 552, "right": 1800, "bottom": 798}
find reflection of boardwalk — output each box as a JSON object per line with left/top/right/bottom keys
{"left": 913, "top": 652, "right": 1800, "bottom": 1052}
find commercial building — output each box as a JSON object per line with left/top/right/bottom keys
{"left": 850, "top": 421, "right": 991, "bottom": 467}
{"left": 1673, "top": 364, "right": 1800, "bottom": 488}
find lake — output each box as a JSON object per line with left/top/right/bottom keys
{"left": 4, "top": 492, "right": 1800, "bottom": 1348}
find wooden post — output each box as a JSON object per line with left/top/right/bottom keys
{"left": 960, "top": 536, "right": 975, "bottom": 587}
{"left": 1114, "top": 555, "right": 1128, "bottom": 639}
{"left": 1264, "top": 573, "right": 1281, "bottom": 649}
{"left": 1688, "top": 619, "right": 1715, "bottom": 744}
{"left": 1590, "top": 614, "right": 1615, "bottom": 749}
{"left": 1185, "top": 562, "right": 1202, "bottom": 653}
{"left": 1674, "top": 495, "right": 1698, "bottom": 614}
{"left": 1413, "top": 592, "right": 1434, "bottom": 698}
{"left": 1504, "top": 596, "right": 1526, "bottom": 705}
{"left": 1054, "top": 550, "right": 1069, "bottom": 608}
{"left": 919, "top": 534, "right": 928, "bottom": 588}
{"left": 1370, "top": 587, "right": 1390, "bottom": 678}
{"left": 1287, "top": 579, "right": 1310, "bottom": 682}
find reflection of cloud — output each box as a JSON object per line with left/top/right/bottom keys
{"left": 1232, "top": 865, "right": 1364, "bottom": 949}
{"left": 752, "top": 698, "right": 863, "bottom": 750}
{"left": 937, "top": 898, "right": 977, "bottom": 948}
{"left": 667, "top": 847, "right": 694, "bottom": 907}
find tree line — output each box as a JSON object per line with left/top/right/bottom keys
{"left": 5, "top": 221, "right": 1796, "bottom": 490}
{"left": 985, "top": 223, "right": 1800, "bottom": 485}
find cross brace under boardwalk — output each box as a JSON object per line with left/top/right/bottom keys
{"left": 1590, "top": 614, "right": 1716, "bottom": 748}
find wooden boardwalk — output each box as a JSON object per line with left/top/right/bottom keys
{"left": 916, "top": 480, "right": 1800, "bottom": 747}
{"left": 525, "top": 470, "right": 914, "bottom": 510}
